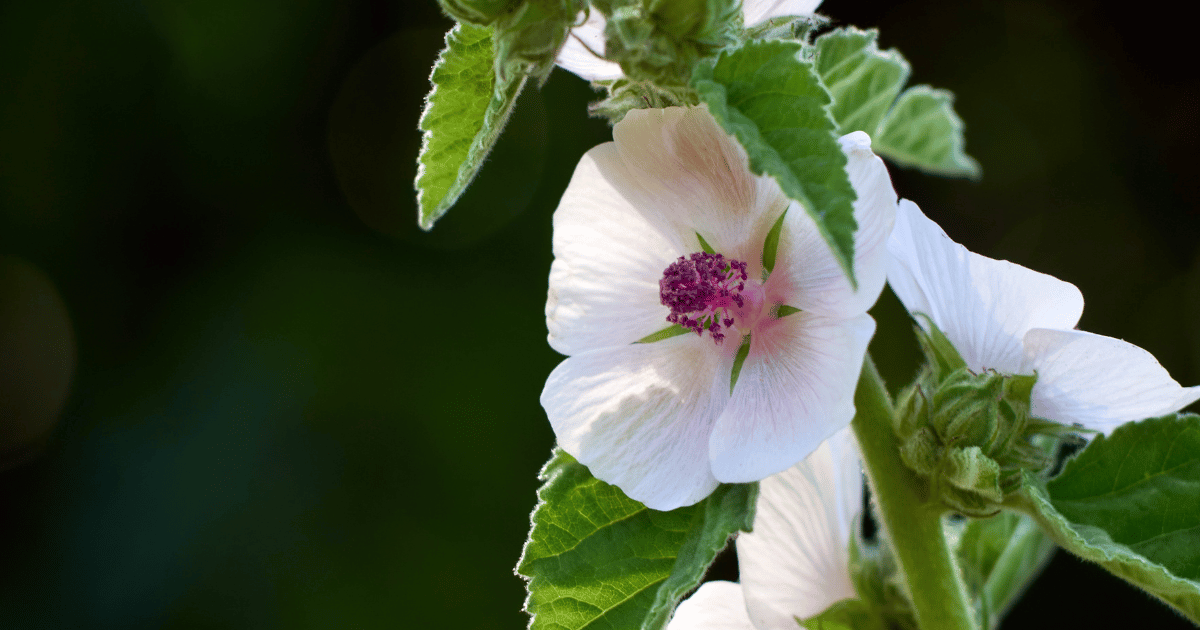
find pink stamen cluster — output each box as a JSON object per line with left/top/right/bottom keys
{"left": 659, "top": 252, "right": 749, "bottom": 344}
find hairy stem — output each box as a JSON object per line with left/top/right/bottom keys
{"left": 852, "top": 356, "right": 979, "bottom": 630}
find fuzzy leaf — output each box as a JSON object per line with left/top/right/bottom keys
{"left": 813, "top": 28, "right": 980, "bottom": 178}
{"left": 416, "top": 23, "right": 525, "bottom": 229}
{"left": 1016, "top": 414, "right": 1200, "bottom": 622}
{"left": 692, "top": 39, "right": 859, "bottom": 286}
{"left": 518, "top": 449, "right": 757, "bottom": 630}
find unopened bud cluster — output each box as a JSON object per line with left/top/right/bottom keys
{"left": 893, "top": 319, "right": 1063, "bottom": 516}
{"left": 593, "top": 0, "right": 739, "bottom": 85}
{"left": 439, "top": 0, "right": 585, "bottom": 81}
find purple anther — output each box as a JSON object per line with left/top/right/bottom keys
{"left": 659, "top": 251, "right": 750, "bottom": 344}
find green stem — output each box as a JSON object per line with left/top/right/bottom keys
{"left": 852, "top": 356, "right": 979, "bottom": 630}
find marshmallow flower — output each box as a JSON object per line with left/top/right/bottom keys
{"left": 540, "top": 106, "right": 897, "bottom": 510}
{"left": 667, "top": 427, "right": 863, "bottom": 630}
{"left": 556, "top": 0, "right": 823, "bottom": 81}
{"left": 887, "top": 201, "right": 1200, "bottom": 434}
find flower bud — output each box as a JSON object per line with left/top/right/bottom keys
{"left": 594, "top": 0, "right": 740, "bottom": 85}
{"left": 493, "top": 0, "right": 585, "bottom": 81}
{"left": 895, "top": 318, "right": 1059, "bottom": 516}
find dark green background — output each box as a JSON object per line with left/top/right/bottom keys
{"left": 0, "top": 0, "right": 1196, "bottom": 628}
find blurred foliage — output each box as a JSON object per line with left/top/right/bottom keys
{"left": 0, "top": 0, "right": 1195, "bottom": 628}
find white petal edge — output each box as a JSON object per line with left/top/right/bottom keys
{"left": 886, "top": 200, "right": 1085, "bottom": 374}
{"left": 1024, "top": 328, "right": 1200, "bottom": 433}
{"left": 540, "top": 334, "right": 732, "bottom": 510}
{"left": 547, "top": 143, "right": 687, "bottom": 356}
{"left": 775, "top": 131, "right": 897, "bottom": 319}
{"left": 555, "top": 10, "right": 624, "bottom": 81}
{"left": 610, "top": 106, "right": 789, "bottom": 275}
{"left": 708, "top": 312, "right": 874, "bottom": 483}
{"left": 737, "top": 427, "right": 861, "bottom": 630}
{"left": 667, "top": 581, "right": 757, "bottom": 630}
{"left": 742, "top": 0, "right": 823, "bottom": 27}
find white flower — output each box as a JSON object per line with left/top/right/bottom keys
{"left": 540, "top": 106, "right": 897, "bottom": 510}
{"left": 667, "top": 427, "right": 863, "bottom": 630}
{"left": 887, "top": 200, "right": 1200, "bottom": 434}
{"left": 556, "top": 0, "right": 823, "bottom": 81}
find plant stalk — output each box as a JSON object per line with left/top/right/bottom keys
{"left": 852, "top": 356, "right": 979, "bottom": 630}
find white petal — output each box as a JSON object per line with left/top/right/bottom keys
{"left": 547, "top": 144, "right": 688, "bottom": 356}
{"left": 1024, "top": 328, "right": 1200, "bottom": 433}
{"left": 742, "top": 0, "right": 823, "bottom": 27}
{"left": 541, "top": 334, "right": 734, "bottom": 510}
{"left": 737, "top": 427, "right": 862, "bottom": 629}
{"left": 708, "top": 312, "right": 874, "bottom": 483}
{"left": 556, "top": 11, "right": 625, "bottom": 81}
{"left": 774, "top": 131, "right": 897, "bottom": 319}
{"left": 667, "top": 581, "right": 757, "bottom": 630}
{"left": 886, "top": 200, "right": 1084, "bottom": 373}
{"left": 609, "top": 107, "right": 789, "bottom": 275}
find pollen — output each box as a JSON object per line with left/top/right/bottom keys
{"left": 659, "top": 252, "right": 749, "bottom": 344}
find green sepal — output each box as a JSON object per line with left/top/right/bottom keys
{"left": 416, "top": 23, "right": 526, "bottom": 230}
{"left": 518, "top": 449, "right": 758, "bottom": 630}
{"left": 589, "top": 78, "right": 698, "bottom": 124}
{"left": 812, "top": 27, "right": 980, "bottom": 178}
{"left": 1012, "top": 413, "right": 1200, "bottom": 623}
{"left": 760, "top": 209, "right": 787, "bottom": 275}
{"left": 729, "top": 334, "right": 751, "bottom": 394}
{"left": 691, "top": 40, "right": 859, "bottom": 287}
{"left": 492, "top": 0, "right": 583, "bottom": 82}
{"left": 954, "top": 511, "right": 1056, "bottom": 628}
{"left": 742, "top": 13, "right": 828, "bottom": 43}
{"left": 799, "top": 598, "right": 885, "bottom": 630}
{"left": 636, "top": 324, "right": 692, "bottom": 344}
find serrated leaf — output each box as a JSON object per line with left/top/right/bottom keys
{"left": 813, "top": 28, "right": 980, "bottom": 178}
{"left": 691, "top": 40, "right": 859, "bottom": 286}
{"left": 415, "top": 23, "right": 525, "bottom": 230}
{"left": 813, "top": 28, "right": 910, "bottom": 138}
{"left": 1014, "top": 414, "right": 1200, "bottom": 622}
{"left": 875, "top": 87, "right": 980, "bottom": 178}
{"left": 518, "top": 449, "right": 757, "bottom": 630}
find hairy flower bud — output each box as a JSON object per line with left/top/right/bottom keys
{"left": 592, "top": 0, "right": 740, "bottom": 85}
{"left": 493, "top": 0, "right": 585, "bottom": 81}
{"left": 894, "top": 318, "right": 1066, "bottom": 516}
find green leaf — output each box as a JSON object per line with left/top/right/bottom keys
{"left": 1014, "top": 414, "right": 1200, "bottom": 622}
{"left": 813, "top": 27, "right": 909, "bottom": 139}
{"left": 691, "top": 40, "right": 859, "bottom": 287}
{"left": 415, "top": 23, "right": 526, "bottom": 230}
{"left": 874, "top": 87, "right": 980, "bottom": 178}
{"left": 955, "top": 511, "right": 1055, "bottom": 626}
{"left": 518, "top": 449, "right": 757, "bottom": 630}
{"left": 812, "top": 28, "right": 980, "bottom": 178}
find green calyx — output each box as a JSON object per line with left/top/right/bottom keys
{"left": 894, "top": 317, "right": 1066, "bottom": 517}
{"left": 588, "top": 78, "right": 698, "bottom": 123}
{"left": 592, "top": 0, "right": 740, "bottom": 86}
{"left": 438, "top": 0, "right": 523, "bottom": 25}
{"left": 492, "top": 0, "right": 585, "bottom": 82}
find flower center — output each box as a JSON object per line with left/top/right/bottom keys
{"left": 659, "top": 252, "right": 751, "bottom": 344}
